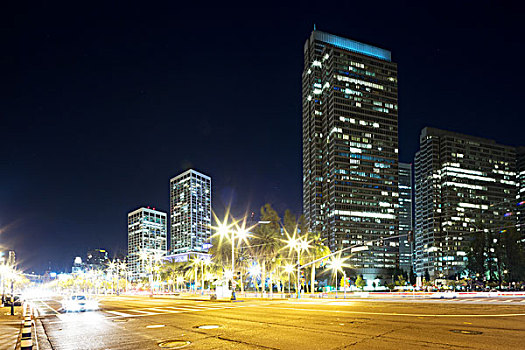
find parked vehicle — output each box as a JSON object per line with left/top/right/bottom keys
{"left": 62, "top": 295, "right": 98, "bottom": 312}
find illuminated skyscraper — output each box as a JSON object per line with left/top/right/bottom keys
{"left": 398, "top": 162, "right": 413, "bottom": 273}
{"left": 170, "top": 169, "right": 211, "bottom": 254}
{"left": 517, "top": 147, "right": 525, "bottom": 237}
{"left": 127, "top": 207, "right": 167, "bottom": 281}
{"left": 414, "top": 128, "right": 518, "bottom": 279}
{"left": 302, "top": 30, "right": 399, "bottom": 280}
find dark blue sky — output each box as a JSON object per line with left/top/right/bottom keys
{"left": 2, "top": 1, "right": 524, "bottom": 273}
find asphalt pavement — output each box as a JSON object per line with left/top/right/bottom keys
{"left": 30, "top": 295, "right": 525, "bottom": 349}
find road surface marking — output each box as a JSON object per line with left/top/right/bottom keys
{"left": 106, "top": 310, "right": 134, "bottom": 317}
{"left": 38, "top": 300, "right": 60, "bottom": 315}
{"left": 132, "top": 310, "right": 163, "bottom": 315}
{"left": 259, "top": 305, "right": 525, "bottom": 318}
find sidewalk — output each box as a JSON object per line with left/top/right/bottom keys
{"left": 0, "top": 305, "right": 22, "bottom": 350}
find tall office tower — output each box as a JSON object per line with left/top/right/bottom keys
{"left": 517, "top": 147, "right": 525, "bottom": 236}
{"left": 170, "top": 169, "right": 212, "bottom": 254}
{"left": 398, "top": 163, "right": 413, "bottom": 273}
{"left": 127, "top": 207, "right": 167, "bottom": 281}
{"left": 302, "top": 30, "right": 399, "bottom": 280}
{"left": 86, "top": 249, "right": 109, "bottom": 271}
{"left": 414, "top": 127, "right": 517, "bottom": 279}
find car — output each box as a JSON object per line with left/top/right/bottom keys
{"left": 62, "top": 295, "right": 98, "bottom": 312}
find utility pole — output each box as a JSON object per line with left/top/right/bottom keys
{"left": 10, "top": 279, "right": 14, "bottom": 316}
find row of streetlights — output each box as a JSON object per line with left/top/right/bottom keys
{"left": 213, "top": 212, "right": 356, "bottom": 298}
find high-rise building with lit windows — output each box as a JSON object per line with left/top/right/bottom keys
{"left": 414, "top": 128, "right": 518, "bottom": 279}
{"left": 127, "top": 207, "right": 167, "bottom": 281}
{"left": 170, "top": 169, "right": 211, "bottom": 254}
{"left": 302, "top": 29, "right": 399, "bottom": 280}
{"left": 398, "top": 162, "right": 413, "bottom": 273}
{"left": 517, "top": 147, "right": 525, "bottom": 236}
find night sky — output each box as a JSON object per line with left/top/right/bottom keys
{"left": 2, "top": 2, "right": 524, "bottom": 273}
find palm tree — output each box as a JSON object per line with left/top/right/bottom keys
{"left": 305, "top": 232, "right": 331, "bottom": 294}
{"left": 252, "top": 204, "right": 282, "bottom": 296}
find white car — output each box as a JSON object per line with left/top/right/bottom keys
{"left": 62, "top": 295, "right": 98, "bottom": 312}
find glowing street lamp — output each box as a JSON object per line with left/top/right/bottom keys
{"left": 284, "top": 230, "right": 310, "bottom": 299}
{"left": 212, "top": 210, "right": 256, "bottom": 299}
{"left": 119, "top": 262, "right": 128, "bottom": 293}
{"left": 327, "top": 255, "right": 346, "bottom": 298}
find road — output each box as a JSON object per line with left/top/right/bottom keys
{"left": 30, "top": 295, "right": 525, "bottom": 349}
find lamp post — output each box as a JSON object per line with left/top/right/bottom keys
{"left": 284, "top": 264, "right": 293, "bottom": 294}
{"left": 119, "top": 262, "right": 128, "bottom": 293}
{"left": 327, "top": 256, "right": 345, "bottom": 299}
{"left": 285, "top": 234, "right": 310, "bottom": 299}
{"left": 216, "top": 218, "right": 251, "bottom": 299}
{"left": 108, "top": 260, "right": 117, "bottom": 294}
{"left": 193, "top": 257, "right": 200, "bottom": 294}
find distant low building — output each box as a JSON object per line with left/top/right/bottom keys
{"left": 72, "top": 256, "right": 85, "bottom": 274}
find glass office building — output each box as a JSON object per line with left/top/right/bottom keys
{"left": 302, "top": 30, "right": 399, "bottom": 280}
{"left": 414, "top": 128, "right": 517, "bottom": 279}
{"left": 517, "top": 147, "right": 525, "bottom": 237}
{"left": 398, "top": 162, "right": 413, "bottom": 273}
{"left": 170, "top": 169, "right": 211, "bottom": 254}
{"left": 127, "top": 207, "right": 167, "bottom": 281}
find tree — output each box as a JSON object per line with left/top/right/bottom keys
{"left": 283, "top": 210, "right": 297, "bottom": 238}
{"left": 395, "top": 274, "right": 406, "bottom": 286}
{"left": 305, "top": 231, "right": 330, "bottom": 294}
{"left": 252, "top": 204, "right": 282, "bottom": 295}
{"left": 501, "top": 227, "right": 525, "bottom": 282}
{"left": 424, "top": 269, "right": 431, "bottom": 282}
{"left": 355, "top": 275, "right": 366, "bottom": 290}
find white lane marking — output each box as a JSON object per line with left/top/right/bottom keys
{"left": 106, "top": 310, "right": 134, "bottom": 317}
{"left": 132, "top": 310, "right": 163, "bottom": 315}
{"left": 38, "top": 300, "right": 60, "bottom": 315}
{"left": 258, "top": 305, "right": 525, "bottom": 318}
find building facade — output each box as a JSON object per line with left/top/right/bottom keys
{"left": 302, "top": 30, "right": 399, "bottom": 280}
{"left": 517, "top": 147, "right": 525, "bottom": 237}
{"left": 170, "top": 169, "right": 212, "bottom": 254}
{"left": 398, "top": 162, "right": 413, "bottom": 273}
{"left": 414, "top": 127, "right": 518, "bottom": 279}
{"left": 86, "top": 249, "right": 109, "bottom": 271}
{"left": 127, "top": 207, "right": 167, "bottom": 281}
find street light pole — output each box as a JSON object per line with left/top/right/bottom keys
{"left": 231, "top": 230, "right": 235, "bottom": 299}
{"left": 10, "top": 279, "right": 14, "bottom": 316}
{"left": 335, "top": 269, "right": 338, "bottom": 299}
{"left": 201, "top": 259, "right": 205, "bottom": 296}
{"left": 297, "top": 248, "right": 301, "bottom": 299}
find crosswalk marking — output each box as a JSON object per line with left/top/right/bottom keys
{"left": 100, "top": 303, "right": 246, "bottom": 319}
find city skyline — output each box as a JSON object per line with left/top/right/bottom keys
{"left": 2, "top": 2, "right": 525, "bottom": 273}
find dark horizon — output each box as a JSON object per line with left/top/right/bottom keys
{"left": 2, "top": 2, "right": 525, "bottom": 274}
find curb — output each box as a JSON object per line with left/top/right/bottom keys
{"left": 20, "top": 303, "right": 32, "bottom": 350}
